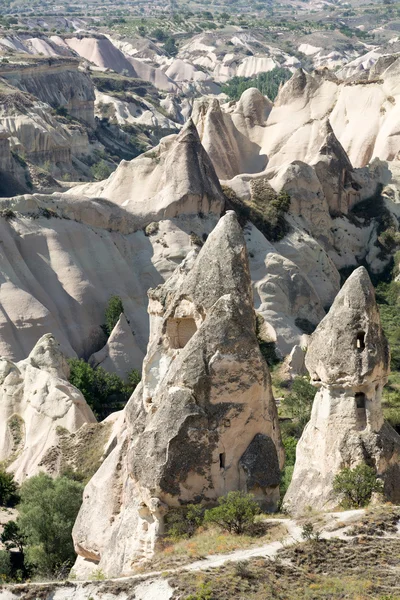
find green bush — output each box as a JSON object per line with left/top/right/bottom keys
{"left": 68, "top": 359, "right": 140, "bottom": 420}
{"left": 204, "top": 491, "right": 260, "bottom": 534}
{"left": 0, "top": 550, "right": 11, "bottom": 581}
{"left": 280, "top": 377, "right": 316, "bottom": 436}
{"left": 91, "top": 160, "right": 114, "bottom": 181}
{"left": 17, "top": 474, "right": 84, "bottom": 578}
{"left": 165, "top": 504, "right": 205, "bottom": 539}
{"left": 163, "top": 37, "right": 178, "bottom": 56}
{"left": 301, "top": 522, "right": 320, "bottom": 542}
{"left": 333, "top": 464, "right": 384, "bottom": 508}
{"left": 103, "top": 295, "right": 124, "bottom": 336}
{"left": 221, "top": 68, "right": 291, "bottom": 101}
{"left": 282, "top": 436, "right": 297, "bottom": 466}
{"left": 0, "top": 469, "right": 19, "bottom": 507}
{"left": 223, "top": 184, "right": 291, "bottom": 243}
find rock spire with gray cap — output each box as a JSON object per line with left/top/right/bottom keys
{"left": 284, "top": 267, "right": 400, "bottom": 512}
{"left": 72, "top": 211, "right": 283, "bottom": 578}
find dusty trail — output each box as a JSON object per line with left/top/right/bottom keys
{"left": 1, "top": 509, "right": 369, "bottom": 600}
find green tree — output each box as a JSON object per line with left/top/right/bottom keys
{"left": 221, "top": 68, "right": 291, "bottom": 101}
{"left": 204, "top": 491, "right": 260, "bottom": 534}
{"left": 0, "top": 551, "right": 11, "bottom": 581}
{"left": 91, "top": 159, "right": 114, "bottom": 181}
{"left": 152, "top": 27, "right": 167, "bottom": 41}
{"left": 104, "top": 295, "right": 124, "bottom": 336}
{"left": 163, "top": 37, "right": 178, "bottom": 56}
{"left": 280, "top": 377, "right": 316, "bottom": 435}
{"left": 68, "top": 359, "right": 140, "bottom": 419}
{"left": 166, "top": 504, "right": 205, "bottom": 539}
{"left": 333, "top": 464, "right": 384, "bottom": 508}
{"left": 1, "top": 521, "right": 25, "bottom": 555}
{"left": 0, "top": 470, "right": 19, "bottom": 507}
{"left": 17, "top": 474, "right": 83, "bottom": 578}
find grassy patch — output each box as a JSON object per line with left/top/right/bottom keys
{"left": 222, "top": 183, "right": 290, "bottom": 243}
{"left": 136, "top": 522, "right": 286, "bottom": 573}
{"left": 57, "top": 422, "right": 112, "bottom": 484}
{"left": 169, "top": 551, "right": 399, "bottom": 599}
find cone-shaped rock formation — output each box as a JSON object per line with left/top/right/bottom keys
{"left": 0, "top": 334, "right": 96, "bottom": 482}
{"left": 72, "top": 212, "right": 283, "bottom": 577}
{"left": 284, "top": 267, "right": 400, "bottom": 512}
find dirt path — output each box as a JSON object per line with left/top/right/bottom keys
{"left": 1, "top": 509, "right": 369, "bottom": 600}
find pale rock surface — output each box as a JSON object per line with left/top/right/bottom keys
{"left": 89, "top": 313, "right": 144, "bottom": 379}
{"left": 0, "top": 192, "right": 219, "bottom": 362}
{"left": 284, "top": 267, "right": 400, "bottom": 512}
{"left": 0, "top": 58, "right": 96, "bottom": 127}
{"left": 72, "top": 212, "right": 283, "bottom": 577}
{"left": 0, "top": 333, "right": 95, "bottom": 482}
{"left": 261, "top": 61, "right": 400, "bottom": 169}
{"left": 67, "top": 120, "right": 225, "bottom": 226}
{"left": 65, "top": 35, "right": 178, "bottom": 92}
{"left": 192, "top": 90, "right": 269, "bottom": 179}
{"left": 95, "top": 91, "right": 179, "bottom": 130}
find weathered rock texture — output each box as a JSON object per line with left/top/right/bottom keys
{"left": 0, "top": 334, "right": 95, "bottom": 482}
{"left": 72, "top": 211, "right": 283, "bottom": 577}
{"left": 68, "top": 119, "right": 225, "bottom": 227}
{"left": 0, "top": 58, "right": 96, "bottom": 127}
{"left": 284, "top": 267, "right": 400, "bottom": 512}
{"left": 89, "top": 313, "right": 144, "bottom": 380}
{"left": 192, "top": 90, "right": 269, "bottom": 180}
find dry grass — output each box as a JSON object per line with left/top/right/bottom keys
{"left": 168, "top": 556, "right": 398, "bottom": 600}
{"left": 169, "top": 534, "right": 400, "bottom": 599}
{"left": 134, "top": 521, "right": 287, "bottom": 573}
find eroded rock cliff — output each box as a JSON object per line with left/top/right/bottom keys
{"left": 284, "top": 267, "right": 400, "bottom": 512}
{"left": 72, "top": 211, "right": 283, "bottom": 577}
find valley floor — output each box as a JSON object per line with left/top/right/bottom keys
{"left": 3, "top": 506, "right": 400, "bottom": 599}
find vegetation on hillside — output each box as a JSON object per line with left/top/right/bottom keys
{"left": 333, "top": 464, "right": 384, "bottom": 508}
{"left": 0, "top": 473, "right": 83, "bottom": 581}
{"left": 221, "top": 68, "right": 291, "bottom": 102}
{"left": 68, "top": 359, "right": 140, "bottom": 420}
{"left": 223, "top": 182, "right": 290, "bottom": 243}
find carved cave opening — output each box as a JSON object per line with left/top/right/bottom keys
{"left": 356, "top": 331, "right": 366, "bottom": 350}
{"left": 355, "top": 392, "right": 367, "bottom": 429}
{"left": 166, "top": 317, "right": 197, "bottom": 349}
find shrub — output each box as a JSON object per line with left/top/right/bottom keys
{"left": 165, "top": 504, "right": 205, "bottom": 539}
{"left": 103, "top": 295, "right": 124, "bottom": 336}
{"left": 144, "top": 221, "right": 159, "bottom": 237}
{"left": 68, "top": 359, "right": 140, "bottom": 420}
{"left": 221, "top": 67, "right": 291, "bottom": 101}
{"left": 301, "top": 521, "right": 320, "bottom": 542}
{"left": 280, "top": 377, "right": 316, "bottom": 436}
{"left": 1, "top": 521, "right": 25, "bottom": 554}
{"left": 282, "top": 436, "right": 297, "bottom": 466}
{"left": 223, "top": 184, "right": 290, "bottom": 243}
{"left": 333, "top": 464, "right": 384, "bottom": 508}
{"left": 0, "top": 550, "right": 11, "bottom": 581}
{"left": 17, "top": 474, "right": 84, "bottom": 577}
{"left": 91, "top": 160, "right": 114, "bottom": 181}
{"left": 204, "top": 491, "right": 260, "bottom": 534}
{"left": 0, "top": 470, "right": 19, "bottom": 507}
{"left": 279, "top": 464, "right": 294, "bottom": 499}
{"left": 54, "top": 105, "right": 68, "bottom": 117}
{"left": 163, "top": 37, "right": 178, "bottom": 56}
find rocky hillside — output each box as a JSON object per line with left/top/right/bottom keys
{"left": 1, "top": 33, "right": 400, "bottom": 597}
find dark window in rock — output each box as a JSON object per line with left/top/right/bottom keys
{"left": 166, "top": 317, "right": 197, "bottom": 349}
{"left": 356, "top": 332, "right": 366, "bottom": 350}
{"left": 355, "top": 392, "right": 366, "bottom": 409}
{"left": 355, "top": 392, "right": 367, "bottom": 430}
{"left": 219, "top": 453, "right": 226, "bottom": 469}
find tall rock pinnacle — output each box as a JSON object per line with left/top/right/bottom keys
{"left": 284, "top": 267, "right": 400, "bottom": 512}
{"left": 72, "top": 212, "right": 283, "bottom": 577}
